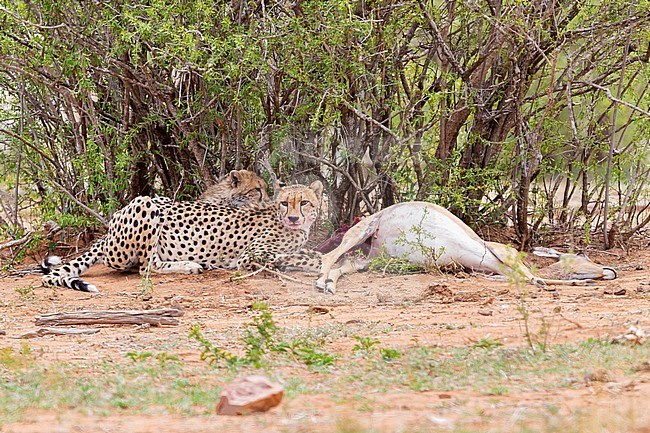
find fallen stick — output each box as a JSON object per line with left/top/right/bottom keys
{"left": 559, "top": 313, "right": 584, "bottom": 329}
{"left": 35, "top": 308, "right": 183, "bottom": 327}
{"left": 230, "top": 263, "right": 312, "bottom": 286}
{"left": 0, "top": 230, "right": 35, "bottom": 251}
{"left": 230, "top": 263, "right": 269, "bottom": 281}
{"left": 12, "top": 327, "right": 101, "bottom": 339}
{"left": 0, "top": 220, "right": 61, "bottom": 252}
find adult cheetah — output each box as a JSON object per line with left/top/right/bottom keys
{"left": 41, "top": 181, "right": 323, "bottom": 293}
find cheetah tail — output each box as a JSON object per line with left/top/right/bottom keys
{"left": 59, "top": 277, "right": 99, "bottom": 293}
{"left": 41, "top": 273, "right": 99, "bottom": 292}
{"left": 40, "top": 256, "right": 62, "bottom": 274}
{"left": 40, "top": 256, "right": 99, "bottom": 293}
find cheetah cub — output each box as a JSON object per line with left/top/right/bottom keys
{"left": 199, "top": 169, "right": 269, "bottom": 206}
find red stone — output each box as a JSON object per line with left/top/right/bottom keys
{"left": 216, "top": 376, "right": 284, "bottom": 416}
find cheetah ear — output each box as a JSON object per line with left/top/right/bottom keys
{"left": 271, "top": 179, "right": 286, "bottom": 200}
{"left": 228, "top": 170, "right": 241, "bottom": 187}
{"left": 309, "top": 180, "right": 324, "bottom": 200}
{"left": 272, "top": 179, "right": 284, "bottom": 192}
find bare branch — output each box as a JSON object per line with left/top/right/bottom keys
{"left": 583, "top": 81, "right": 650, "bottom": 118}
{"left": 415, "top": 0, "right": 464, "bottom": 77}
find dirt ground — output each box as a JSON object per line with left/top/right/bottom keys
{"left": 1, "top": 246, "right": 649, "bottom": 433}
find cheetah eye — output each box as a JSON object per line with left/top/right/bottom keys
{"left": 280, "top": 201, "right": 289, "bottom": 207}
{"left": 300, "top": 200, "right": 310, "bottom": 206}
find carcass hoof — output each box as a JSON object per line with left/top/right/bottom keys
{"left": 325, "top": 279, "right": 336, "bottom": 295}
{"left": 315, "top": 279, "right": 336, "bottom": 295}
{"left": 532, "top": 278, "right": 547, "bottom": 287}
{"left": 603, "top": 268, "right": 617, "bottom": 280}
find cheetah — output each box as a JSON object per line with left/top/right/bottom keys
{"left": 148, "top": 169, "right": 269, "bottom": 214}
{"left": 199, "top": 169, "right": 269, "bottom": 206}
{"left": 41, "top": 181, "right": 323, "bottom": 293}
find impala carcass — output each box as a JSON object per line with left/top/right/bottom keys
{"left": 315, "top": 202, "right": 617, "bottom": 293}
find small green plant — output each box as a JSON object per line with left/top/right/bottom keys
{"left": 14, "top": 284, "right": 36, "bottom": 300}
{"left": 140, "top": 268, "right": 154, "bottom": 296}
{"left": 352, "top": 335, "right": 380, "bottom": 354}
{"left": 518, "top": 292, "right": 535, "bottom": 351}
{"left": 241, "top": 301, "right": 282, "bottom": 367}
{"left": 126, "top": 351, "right": 153, "bottom": 362}
{"left": 188, "top": 326, "right": 243, "bottom": 369}
{"left": 351, "top": 336, "right": 401, "bottom": 363}
{"left": 290, "top": 338, "right": 336, "bottom": 368}
{"left": 368, "top": 209, "right": 449, "bottom": 275}
{"left": 473, "top": 338, "right": 504, "bottom": 350}
{"left": 126, "top": 351, "right": 180, "bottom": 367}
{"left": 487, "top": 385, "right": 510, "bottom": 396}
{"left": 155, "top": 352, "right": 180, "bottom": 366}
{"left": 504, "top": 249, "right": 557, "bottom": 353}
{"left": 368, "top": 249, "right": 423, "bottom": 274}
{"left": 394, "top": 209, "right": 447, "bottom": 273}
{"left": 502, "top": 250, "right": 529, "bottom": 290}
{"left": 517, "top": 292, "right": 558, "bottom": 354}
{"left": 379, "top": 347, "right": 401, "bottom": 362}
{"left": 189, "top": 302, "right": 336, "bottom": 370}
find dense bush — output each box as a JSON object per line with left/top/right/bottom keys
{"left": 1, "top": 0, "right": 649, "bottom": 249}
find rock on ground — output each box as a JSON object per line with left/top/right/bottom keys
{"left": 216, "top": 376, "right": 284, "bottom": 416}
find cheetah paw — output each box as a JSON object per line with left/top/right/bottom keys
{"left": 181, "top": 262, "right": 204, "bottom": 274}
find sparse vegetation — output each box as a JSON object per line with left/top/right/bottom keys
{"left": 368, "top": 211, "right": 448, "bottom": 275}
{"left": 393, "top": 208, "right": 448, "bottom": 273}
{"left": 13, "top": 283, "right": 36, "bottom": 301}
{"left": 189, "top": 302, "right": 336, "bottom": 370}
{"left": 139, "top": 268, "right": 155, "bottom": 297}
{"left": 2, "top": 328, "right": 649, "bottom": 431}
{"left": 517, "top": 292, "right": 559, "bottom": 354}
{"left": 368, "top": 251, "right": 424, "bottom": 275}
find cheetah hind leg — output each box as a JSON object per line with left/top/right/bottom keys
{"left": 139, "top": 226, "right": 204, "bottom": 275}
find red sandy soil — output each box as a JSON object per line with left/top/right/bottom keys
{"left": 0, "top": 246, "right": 649, "bottom": 432}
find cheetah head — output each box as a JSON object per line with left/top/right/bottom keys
{"left": 200, "top": 169, "right": 269, "bottom": 206}
{"left": 277, "top": 180, "right": 323, "bottom": 232}
{"left": 227, "top": 169, "right": 270, "bottom": 205}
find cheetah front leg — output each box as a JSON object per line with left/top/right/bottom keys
{"left": 144, "top": 234, "right": 204, "bottom": 275}
{"left": 320, "top": 255, "right": 370, "bottom": 293}
{"left": 237, "top": 240, "right": 323, "bottom": 273}
{"left": 273, "top": 249, "right": 323, "bottom": 272}
{"left": 270, "top": 249, "right": 366, "bottom": 295}
{"left": 146, "top": 255, "right": 204, "bottom": 275}
{"left": 264, "top": 248, "right": 369, "bottom": 294}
